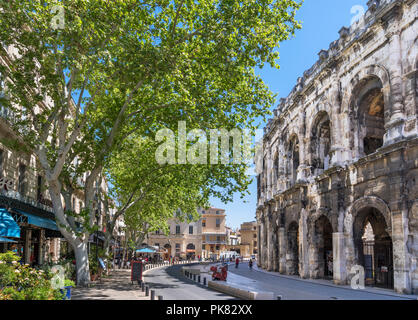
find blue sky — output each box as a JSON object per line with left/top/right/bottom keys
{"left": 210, "top": 0, "right": 369, "bottom": 229}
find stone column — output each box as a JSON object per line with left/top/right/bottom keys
{"left": 278, "top": 227, "right": 286, "bottom": 274}
{"left": 384, "top": 31, "right": 405, "bottom": 145}
{"left": 259, "top": 217, "right": 266, "bottom": 269}
{"left": 24, "top": 229, "right": 31, "bottom": 264}
{"left": 267, "top": 210, "right": 274, "bottom": 271}
{"left": 333, "top": 232, "right": 347, "bottom": 285}
{"left": 392, "top": 210, "right": 412, "bottom": 294}
{"left": 299, "top": 210, "right": 309, "bottom": 278}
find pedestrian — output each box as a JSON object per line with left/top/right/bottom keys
{"left": 249, "top": 258, "right": 253, "bottom": 270}
{"left": 235, "top": 257, "right": 239, "bottom": 268}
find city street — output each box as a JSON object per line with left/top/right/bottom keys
{"left": 143, "top": 264, "right": 235, "bottom": 300}
{"left": 227, "top": 262, "right": 416, "bottom": 300}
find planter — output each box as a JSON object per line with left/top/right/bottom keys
{"left": 60, "top": 286, "right": 72, "bottom": 300}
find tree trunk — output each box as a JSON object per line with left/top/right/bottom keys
{"left": 74, "top": 240, "right": 90, "bottom": 286}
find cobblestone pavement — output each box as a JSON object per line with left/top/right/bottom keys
{"left": 72, "top": 269, "right": 149, "bottom": 300}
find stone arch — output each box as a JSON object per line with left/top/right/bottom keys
{"left": 341, "top": 64, "right": 391, "bottom": 114}
{"left": 286, "top": 134, "right": 300, "bottom": 186}
{"left": 344, "top": 196, "right": 392, "bottom": 236}
{"left": 309, "top": 214, "right": 334, "bottom": 279}
{"left": 343, "top": 66, "right": 391, "bottom": 158}
{"left": 286, "top": 221, "right": 299, "bottom": 275}
{"left": 309, "top": 111, "right": 332, "bottom": 175}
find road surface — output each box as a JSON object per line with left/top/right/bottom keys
{"left": 143, "top": 264, "right": 235, "bottom": 300}
{"left": 227, "top": 262, "right": 416, "bottom": 300}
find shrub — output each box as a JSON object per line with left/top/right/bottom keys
{"left": 0, "top": 251, "right": 64, "bottom": 300}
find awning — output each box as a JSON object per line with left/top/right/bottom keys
{"left": 0, "top": 236, "right": 17, "bottom": 243}
{"left": 136, "top": 248, "right": 155, "bottom": 253}
{"left": 0, "top": 208, "right": 20, "bottom": 238}
{"left": 14, "top": 209, "right": 59, "bottom": 231}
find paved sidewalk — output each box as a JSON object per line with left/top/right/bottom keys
{"left": 72, "top": 269, "right": 149, "bottom": 300}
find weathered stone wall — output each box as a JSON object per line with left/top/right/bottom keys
{"left": 257, "top": 0, "right": 418, "bottom": 294}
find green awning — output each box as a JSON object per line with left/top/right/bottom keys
{"left": 0, "top": 207, "right": 20, "bottom": 238}
{"left": 14, "top": 209, "right": 59, "bottom": 231}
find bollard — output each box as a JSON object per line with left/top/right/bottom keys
{"left": 150, "top": 290, "right": 156, "bottom": 300}
{"left": 158, "top": 295, "right": 163, "bottom": 300}
{"left": 145, "top": 286, "right": 149, "bottom": 296}
{"left": 141, "top": 282, "right": 145, "bottom": 292}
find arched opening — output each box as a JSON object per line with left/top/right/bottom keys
{"left": 313, "top": 216, "right": 333, "bottom": 279}
{"left": 311, "top": 112, "right": 331, "bottom": 175}
{"left": 288, "top": 136, "right": 299, "bottom": 186}
{"left": 355, "top": 77, "right": 385, "bottom": 156}
{"left": 287, "top": 222, "right": 299, "bottom": 275}
{"left": 353, "top": 207, "right": 393, "bottom": 289}
{"left": 186, "top": 243, "right": 196, "bottom": 260}
{"left": 273, "top": 152, "right": 279, "bottom": 188}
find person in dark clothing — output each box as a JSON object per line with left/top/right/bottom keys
{"left": 249, "top": 259, "right": 253, "bottom": 270}
{"left": 235, "top": 257, "right": 239, "bottom": 268}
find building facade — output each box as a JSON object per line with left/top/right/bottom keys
{"left": 146, "top": 213, "right": 203, "bottom": 260}
{"left": 240, "top": 222, "right": 258, "bottom": 259}
{"left": 257, "top": 0, "right": 418, "bottom": 294}
{"left": 201, "top": 208, "right": 227, "bottom": 259}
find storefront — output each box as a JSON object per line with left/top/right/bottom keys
{"left": 0, "top": 194, "right": 62, "bottom": 265}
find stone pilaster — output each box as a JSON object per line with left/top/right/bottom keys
{"left": 392, "top": 210, "right": 412, "bottom": 294}
{"left": 299, "top": 209, "right": 310, "bottom": 278}
{"left": 278, "top": 227, "right": 286, "bottom": 273}
{"left": 333, "top": 232, "right": 347, "bottom": 285}
{"left": 384, "top": 31, "right": 405, "bottom": 145}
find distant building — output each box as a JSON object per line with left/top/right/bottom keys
{"left": 145, "top": 210, "right": 202, "bottom": 260}
{"left": 201, "top": 208, "right": 227, "bottom": 259}
{"left": 239, "top": 221, "right": 258, "bottom": 258}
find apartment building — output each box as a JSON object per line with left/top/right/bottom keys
{"left": 201, "top": 208, "right": 227, "bottom": 259}
{"left": 145, "top": 210, "right": 203, "bottom": 260}
{"left": 239, "top": 221, "right": 258, "bottom": 259}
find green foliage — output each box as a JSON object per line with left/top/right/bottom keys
{"left": 0, "top": 252, "right": 64, "bottom": 300}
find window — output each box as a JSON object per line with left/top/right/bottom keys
{"left": 202, "top": 220, "right": 206, "bottom": 227}
{"left": 216, "top": 218, "right": 220, "bottom": 228}
{"left": 253, "top": 233, "right": 257, "bottom": 238}
{"left": 155, "top": 243, "right": 159, "bottom": 247}
{"left": 216, "top": 236, "right": 221, "bottom": 242}
{"left": 36, "top": 175, "right": 42, "bottom": 201}
{"left": 18, "top": 164, "right": 26, "bottom": 195}
{"left": 216, "top": 210, "right": 220, "bottom": 214}
{"left": 155, "top": 230, "right": 160, "bottom": 235}
{"left": 215, "top": 245, "right": 219, "bottom": 251}
{"left": 175, "top": 243, "right": 180, "bottom": 252}
{"left": 175, "top": 225, "right": 180, "bottom": 235}
{"left": 189, "top": 226, "right": 193, "bottom": 235}
{"left": 254, "top": 241, "right": 257, "bottom": 247}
